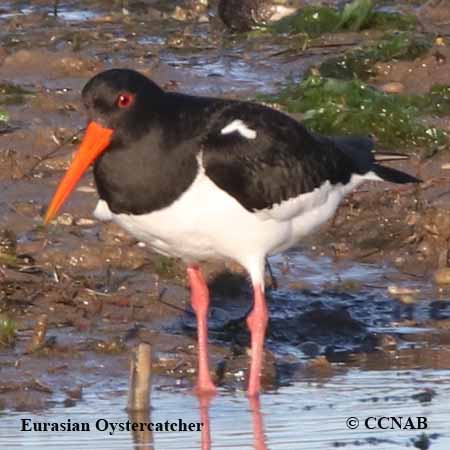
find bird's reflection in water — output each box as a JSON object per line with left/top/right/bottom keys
{"left": 127, "top": 394, "right": 268, "bottom": 450}
{"left": 198, "top": 394, "right": 213, "bottom": 450}
{"left": 248, "top": 397, "right": 268, "bottom": 450}
{"left": 129, "top": 410, "right": 154, "bottom": 450}
{"left": 197, "top": 394, "right": 268, "bottom": 450}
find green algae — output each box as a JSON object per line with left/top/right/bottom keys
{"left": 0, "top": 314, "right": 16, "bottom": 347}
{"left": 428, "top": 85, "right": 450, "bottom": 115}
{"left": 338, "top": 0, "right": 373, "bottom": 31}
{"left": 370, "top": 10, "right": 417, "bottom": 31}
{"left": 317, "top": 32, "right": 432, "bottom": 80}
{"left": 272, "top": 0, "right": 417, "bottom": 36}
{"left": 264, "top": 75, "right": 448, "bottom": 149}
{"left": 0, "top": 82, "right": 33, "bottom": 106}
{"left": 273, "top": 6, "right": 341, "bottom": 36}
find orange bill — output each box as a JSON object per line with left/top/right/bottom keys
{"left": 44, "top": 121, "right": 113, "bottom": 224}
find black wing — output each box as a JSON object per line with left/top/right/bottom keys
{"left": 201, "top": 102, "right": 364, "bottom": 214}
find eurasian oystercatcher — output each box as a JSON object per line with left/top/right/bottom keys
{"left": 218, "top": 0, "right": 296, "bottom": 32}
{"left": 44, "top": 68, "right": 419, "bottom": 397}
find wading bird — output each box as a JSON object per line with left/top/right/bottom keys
{"left": 45, "top": 68, "right": 419, "bottom": 397}
{"left": 218, "top": 0, "right": 296, "bottom": 32}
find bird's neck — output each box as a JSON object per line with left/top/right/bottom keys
{"left": 92, "top": 92, "right": 225, "bottom": 215}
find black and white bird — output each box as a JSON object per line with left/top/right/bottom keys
{"left": 218, "top": 0, "right": 296, "bottom": 32}
{"left": 45, "top": 68, "right": 419, "bottom": 397}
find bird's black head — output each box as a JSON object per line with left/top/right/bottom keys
{"left": 82, "top": 68, "right": 165, "bottom": 144}
{"left": 44, "top": 69, "right": 164, "bottom": 224}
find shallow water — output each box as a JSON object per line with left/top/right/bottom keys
{"left": 0, "top": 2, "right": 99, "bottom": 21}
{"left": 2, "top": 250, "right": 450, "bottom": 449}
{"left": 2, "top": 368, "right": 449, "bottom": 449}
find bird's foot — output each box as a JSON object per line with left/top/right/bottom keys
{"left": 193, "top": 379, "right": 217, "bottom": 397}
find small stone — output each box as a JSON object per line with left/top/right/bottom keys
{"left": 54, "top": 213, "right": 74, "bottom": 226}
{"left": 99, "top": 223, "right": 135, "bottom": 245}
{"left": 412, "top": 433, "right": 431, "bottom": 450}
{"left": 417, "top": 240, "right": 434, "bottom": 258}
{"left": 25, "top": 314, "right": 48, "bottom": 353}
{"left": 299, "top": 341, "right": 321, "bottom": 358}
{"left": 306, "top": 356, "right": 331, "bottom": 370}
{"left": 380, "top": 82, "right": 405, "bottom": 94}
{"left": 74, "top": 217, "right": 96, "bottom": 227}
{"left": 412, "top": 388, "right": 436, "bottom": 403}
{"left": 0, "top": 229, "right": 17, "bottom": 256}
{"left": 398, "top": 294, "right": 416, "bottom": 304}
{"left": 172, "top": 6, "right": 188, "bottom": 21}
{"left": 435, "top": 36, "right": 445, "bottom": 46}
{"left": 394, "top": 256, "right": 406, "bottom": 266}
{"left": 388, "top": 285, "right": 420, "bottom": 296}
{"left": 433, "top": 268, "right": 450, "bottom": 285}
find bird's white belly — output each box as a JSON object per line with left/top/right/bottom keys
{"left": 93, "top": 171, "right": 376, "bottom": 265}
{"left": 94, "top": 173, "right": 291, "bottom": 268}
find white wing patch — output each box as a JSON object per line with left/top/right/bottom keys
{"left": 221, "top": 119, "right": 257, "bottom": 140}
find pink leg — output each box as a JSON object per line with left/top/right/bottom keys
{"left": 246, "top": 283, "right": 268, "bottom": 397}
{"left": 187, "top": 265, "right": 217, "bottom": 395}
{"left": 198, "top": 395, "right": 212, "bottom": 450}
{"left": 249, "top": 396, "right": 268, "bottom": 450}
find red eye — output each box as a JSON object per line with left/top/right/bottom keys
{"left": 117, "top": 93, "right": 133, "bottom": 108}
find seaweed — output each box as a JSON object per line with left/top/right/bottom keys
{"left": 0, "top": 314, "right": 16, "bottom": 347}
{"left": 272, "top": 5, "right": 341, "bottom": 36}
{"left": 264, "top": 75, "right": 448, "bottom": 149}
{"left": 338, "top": 0, "right": 373, "bottom": 31}
{"left": 428, "top": 85, "right": 450, "bottom": 115}
{"left": 0, "top": 82, "right": 33, "bottom": 106}
{"left": 317, "top": 32, "right": 432, "bottom": 80}
{"left": 370, "top": 10, "right": 417, "bottom": 31}
{"left": 271, "top": 0, "right": 417, "bottom": 36}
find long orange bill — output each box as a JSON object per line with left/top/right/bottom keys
{"left": 44, "top": 121, "right": 113, "bottom": 224}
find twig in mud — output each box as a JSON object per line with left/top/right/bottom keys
{"left": 363, "top": 283, "right": 387, "bottom": 289}
{"left": 24, "top": 127, "right": 84, "bottom": 178}
{"left": 383, "top": 270, "right": 426, "bottom": 281}
{"left": 25, "top": 314, "right": 48, "bottom": 354}
{"left": 269, "top": 40, "right": 359, "bottom": 58}
{"left": 127, "top": 342, "right": 152, "bottom": 412}
{"left": 358, "top": 248, "right": 382, "bottom": 259}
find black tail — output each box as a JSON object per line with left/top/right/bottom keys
{"left": 328, "top": 135, "right": 421, "bottom": 184}
{"left": 372, "top": 164, "right": 421, "bottom": 184}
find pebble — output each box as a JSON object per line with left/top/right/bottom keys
{"left": 54, "top": 213, "right": 74, "bottom": 226}
{"left": 380, "top": 82, "right": 405, "bottom": 94}
{"left": 74, "top": 217, "right": 96, "bottom": 227}
{"left": 411, "top": 388, "right": 436, "bottom": 403}
{"left": 99, "top": 222, "right": 136, "bottom": 245}
{"left": 433, "top": 267, "right": 450, "bottom": 285}
{"left": 25, "top": 314, "right": 48, "bottom": 353}
{"left": 388, "top": 285, "right": 420, "bottom": 296}
{"left": 299, "top": 341, "right": 321, "bottom": 358}
{"left": 0, "top": 229, "right": 17, "bottom": 256}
